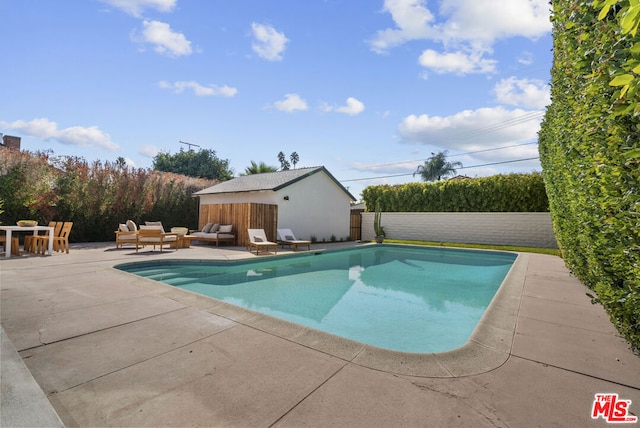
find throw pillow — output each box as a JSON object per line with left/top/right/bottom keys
{"left": 210, "top": 224, "right": 220, "bottom": 232}
{"left": 119, "top": 224, "right": 129, "bottom": 232}
{"left": 254, "top": 236, "right": 263, "bottom": 242}
{"left": 202, "top": 222, "right": 214, "bottom": 233}
{"left": 219, "top": 225, "right": 232, "bottom": 233}
{"left": 285, "top": 235, "right": 294, "bottom": 241}
{"left": 126, "top": 220, "right": 137, "bottom": 232}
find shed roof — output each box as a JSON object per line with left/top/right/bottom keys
{"left": 193, "top": 166, "right": 356, "bottom": 200}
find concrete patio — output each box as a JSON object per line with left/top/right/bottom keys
{"left": 1, "top": 241, "right": 639, "bottom": 427}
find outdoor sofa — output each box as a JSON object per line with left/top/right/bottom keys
{"left": 190, "top": 223, "right": 235, "bottom": 246}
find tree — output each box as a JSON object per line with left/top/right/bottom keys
{"left": 115, "top": 156, "right": 127, "bottom": 168}
{"left": 241, "top": 161, "right": 278, "bottom": 175}
{"left": 290, "top": 151, "right": 299, "bottom": 169}
{"left": 413, "top": 150, "right": 462, "bottom": 182}
{"left": 277, "top": 151, "right": 290, "bottom": 170}
{"left": 153, "top": 148, "right": 233, "bottom": 181}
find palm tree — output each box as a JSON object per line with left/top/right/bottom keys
{"left": 241, "top": 161, "right": 278, "bottom": 175}
{"left": 290, "top": 151, "right": 299, "bottom": 169}
{"left": 277, "top": 151, "right": 290, "bottom": 170}
{"left": 413, "top": 150, "right": 462, "bottom": 182}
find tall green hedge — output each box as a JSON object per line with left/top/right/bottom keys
{"left": 0, "top": 150, "right": 216, "bottom": 242}
{"left": 539, "top": 1, "right": 639, "bottom": 351}
{"left": 361, "top": 173, "right": 548, "bottom": 212}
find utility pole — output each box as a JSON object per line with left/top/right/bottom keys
{"left": 179, "top": 140, "right": 200, "bottom": 151}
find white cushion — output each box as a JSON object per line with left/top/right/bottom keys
{"left": 119, "top": 224, "right": 129, "bottom": 232}
{"left": 145, "top": 221, "right": 165, "bottom": 233}
{"left": 126, "top": 220, "right": 137, "bottom": 232}
{"left": 219, "top": 225, "right": 232, "bottom": 233}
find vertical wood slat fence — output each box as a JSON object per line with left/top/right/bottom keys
{"left": 199, "top": 203, "right": 278, "bottom": 248}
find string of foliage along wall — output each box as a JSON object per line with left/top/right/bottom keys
{"left": 361, "top": 173, "right": 548, "bottom": 213}
{"left": 539, "top": 0, "right": 639, "bottom": 351}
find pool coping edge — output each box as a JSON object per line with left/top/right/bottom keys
{"left": 115, "top": 247, "right": 527, "bottom": 378}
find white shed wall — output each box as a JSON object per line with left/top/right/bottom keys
{"left": 276, "top": 172, "right": 351, "bottom": 241}
{"left": 197, "top": 172, "right": 351, "bottom": 241}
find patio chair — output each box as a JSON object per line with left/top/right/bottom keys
{"left": 46, "top": 221, "right": 73, "bottom": 254}
{"left": 0, "top": 235, "right": 20, "bottom": 256}
{"left": 247, "top": 229, "right": 278, "bottom": 255}
{"left": 136, "top": 226, "right": 178, "bottom": 252}
{"left": 25, "top": 221, "right": 61, "bottom": 253}
{"left": 115, "top": 220, "right": 138, "bottom": 248}
{"left": 277, "top": 229, "right": 311, "bottom": 251}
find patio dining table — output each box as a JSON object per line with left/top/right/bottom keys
{"left": 0, "top": 225, "right": 54, "bottom": 258}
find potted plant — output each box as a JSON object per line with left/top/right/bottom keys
{"left": 374, "top": 203, "right": 385, "bottom": 243}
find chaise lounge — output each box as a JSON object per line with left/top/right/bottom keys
{"left": 247, "top": 229, "right": 278, "bottom": 255}
{"left": 277, "top": 228, "right": 311, "bottom": 251}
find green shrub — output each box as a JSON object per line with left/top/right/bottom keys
{"left": 0, "top": 150, "right": 216, "bottom": 241}
{"left": 539, "top": 0, "right": 640, "bottom": 351}
{"left": 361, "top": 173, "right": 548, "bottom": 212}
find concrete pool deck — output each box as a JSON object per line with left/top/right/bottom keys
{"left": 1, "top": 241, "right": 639, "bottom": 427}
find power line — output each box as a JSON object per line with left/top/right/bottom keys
{"left": 449, "top": 141, "right": 538, "bottom": 158}
{"left": 350, "top": 141, "right": 538, "bottom": 170}
{"left": 426, "top": 111, "right": 544, "bottom": 147}
{"left": 340, "top": 157, "right": 540, "bottom": 183}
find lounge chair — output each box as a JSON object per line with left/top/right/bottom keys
{"left": 247, "top": 229, "right": 278, "bottom": 255}
{"left": 136, "top": 225, "right": 178, "bottom": 252}
{"left": 115, "top": 220, "right": 138, "bottom": 248}
{"left": 277, "top": 229, "right": 311, "bottom": 251}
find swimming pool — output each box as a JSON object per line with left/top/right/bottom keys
{"left": 117, "top": 245, "right": 517, "bottom": 353}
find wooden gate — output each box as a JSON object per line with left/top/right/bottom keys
{"left": 350, "top": 210, "right": 362, "bottom": 241}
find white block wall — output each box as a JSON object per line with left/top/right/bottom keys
{"left": 361, "top": 212, "right": 558, "bottom": 248}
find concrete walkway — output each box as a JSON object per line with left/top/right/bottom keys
{"left": 1, "top": 242, "right": 638, "bottom": 427}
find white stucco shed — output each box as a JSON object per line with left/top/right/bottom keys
{"left": 192, "top": 166, "right": 356, "bottom": 242}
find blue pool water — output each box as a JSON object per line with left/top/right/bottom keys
{"left": 116, "top": 245, "right": 516, "bottom": 353}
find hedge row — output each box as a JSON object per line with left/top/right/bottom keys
{"left": 539, "top": 1, "right": 639, "bottom": 351}
{"left": 361, "top": 173, "right": 548, "bottom": 212}
{"left": 0, "top": 150, "right": 216, "bottom": 242}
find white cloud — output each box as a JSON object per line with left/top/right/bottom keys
{"left": 398, "top": 106, "right": 543, "bottom": 151}
{"left": 371, "top": 0, "right": 550, "bottom": 52}
{"left": 133, "top": 20, "right": 192, "bottom": 57}
{"left": 251, "top": 23, "right": 289, "bottom": 61}
{"left": 517, "top": 51, "right": 534, "bottom": 65}
{"left": 439, "top": 0, "right": 551, "bottom": 44}
{"left": 139, "top": 144, "right": 162, "bottom": 158}
{"left": 159, "top": 80, "right": 237, "bottom": 97}
{"left": 369, "top": 0, "right": 551, "bottom": 75}
{"left": 369, "top": 0, "right": 438, "bottom": 54}
{"left": 273, "top": 94, "right": 308, "bottom": 112}
{"left": 0, "top": 118, "right": 118, "bottom": 151}
{"left": 101, "top": 0, "right": 176, "bottom": 17}
{"left": 418, "top": 49, "right": 496, "bottom": 75}
{"left": 493, "top": 77, "right": 550, "bottom": 109}
{"left": 323, "top": 97, "right": 366, "bottom": 116}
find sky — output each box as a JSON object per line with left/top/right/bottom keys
{"left": 0, "top": 0, "right": 552, "bottom": 200}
